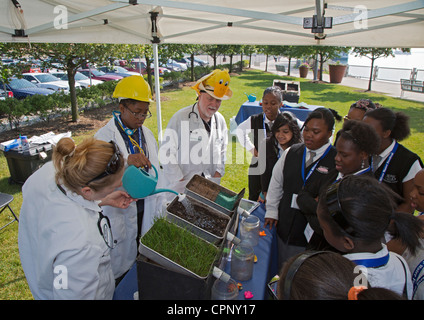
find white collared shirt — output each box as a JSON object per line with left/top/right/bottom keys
{"left": 265, "top": 141, "right": 331, "bottom": 220}
{"left": 236, "top": 113, "right": 276, "bottom": 153}
{"left": 335, "top": 166, "right": 372, "bottom": 181}
{"left": 344, "top": 244, "right": 412, "bottom": 299}
{"left": 375, "top": 139, "right": 422, "bottom": 182}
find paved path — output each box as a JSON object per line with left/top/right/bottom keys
{"left": 251, "top": 59, "right": 424, "bottom": 104}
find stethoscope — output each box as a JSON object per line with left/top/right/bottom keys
{"left": 188, "top": 102, "right": 218, "bottom": 133}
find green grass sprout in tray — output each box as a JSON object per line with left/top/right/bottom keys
{"left": 140, "top": 218, "right": 219, "bottom": 277}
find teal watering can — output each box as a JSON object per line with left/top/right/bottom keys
{"left": 244, "top": 92, "right": 256, "bottom": 102}
{"left": 122, "top": 164, "right": 179, "bottom": 199}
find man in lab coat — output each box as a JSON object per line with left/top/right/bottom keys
{"left": 160, "top": 69, "right": 231, "bottom": 193}
{"left": 95, "top": 75, "right": 166, "bottom": 281}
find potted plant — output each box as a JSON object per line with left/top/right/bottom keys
{"left": 299, "top": 63, "right": 309, "bottom": 78}
{"left": 329, "top": 61, "right": 347, "bottom": 83}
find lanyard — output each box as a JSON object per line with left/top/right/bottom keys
{"left": 262, "top": 113, "right": 272, "bottom": 139}
{"left": 114, "top": 112, "right": 146, "bottom": 156}
{"left": 352, "top": 252, "right": 390, "bottom": 268}
{"left": 378, "top": 141, "right": 399, "bottom": 183}
{"left": 412, "top": 259, "right": 424, "bottom": 295}
{"left": 301, "top": 145, "right": 332, "bottom": 186}
{"left": 412, "top": 259, "right": 424, "bottom": 298}
{"left": 127, "top": 127, "right": 144, "bottom": 155}
{"left": 334, "top": 166, "right": 372, "bottom": 183}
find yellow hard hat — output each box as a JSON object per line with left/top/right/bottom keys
{"left": 113, "top": 75, "right": 153, "bottom": 102}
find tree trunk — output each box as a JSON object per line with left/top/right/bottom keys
{"left": 67, "top": 68, "right": 78, "bottom": 122}
{"left": 190, "top": 53, "right": 195, "bottom": 81}
{"left": 287, "top": 57, "right": 291, "bottom": 76}
{"left": 368, "top": 58, "right": 375, "bottom": 91}
{"left": 319, "top": 54, "right": 324, "bottom": 81}
{"left": 265, "top": 54, "right": 269, "bottom": 72}
{"left": 145, "top": 56, "right": 153, "bottom": 90}
{"left": 229, "top": 54, "right": 233, "bottom": 73}
{"left": 239, "top": 52, "right": 243, "bottom": 72}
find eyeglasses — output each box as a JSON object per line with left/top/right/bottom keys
{"left": 86, "top": 141, "right": 121, "bottom": 185}
{"left": 125, "top": 106, "right": 152, "bottom": 119}
{"left": 325, "top": 179, "right": 357, "bottom": 237}
{"left": 98, "top": 211, "right": 114, "bottom": 248}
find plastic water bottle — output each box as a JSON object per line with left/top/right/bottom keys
{"left": 20, "top": 135, "right": 29, "bottom": 151}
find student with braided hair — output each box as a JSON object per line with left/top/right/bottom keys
{"left": 363, "top": 107, "right": 423, "bottom": 213}
{"left": 236, "top": 86, "right": 284, "bottom": 201}
{"left": 297, "top": 120, "right": 380, "bottom": 251}
{"left": 277, "top": 251, "right": 403, "bottom": 300}
{"left": 259, "top": 111, "right": 302, "bottom": 202}
{"left": 344, "top": 98, "right": 379, "bottom": 122}
{"left": 317, "top": 175, "right": 424, "bottom": 299}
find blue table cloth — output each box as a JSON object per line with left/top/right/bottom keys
{"left": 235, "top": 100, "right": 323, "bottom": 125}
{"left": 226, "top": 203, "right": 278, "bottom": 300}
{"left": 113, "top": 203, "right": 278, "bottom": 300}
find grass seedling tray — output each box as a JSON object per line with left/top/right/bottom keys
{"left": 139, "top": 218, "right": 219, "bottom": 278}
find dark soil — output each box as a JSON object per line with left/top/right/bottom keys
{"left": 168, "top": 197, "right": 229, "bottom": 236}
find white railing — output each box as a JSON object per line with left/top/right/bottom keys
{"left": 347, "top": 65, "right": 423, "bottom": 83}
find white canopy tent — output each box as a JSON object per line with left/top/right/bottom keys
{"left": 1, "top": 0, "right": 424, "bottom": 139}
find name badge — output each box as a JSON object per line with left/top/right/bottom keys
{"left": 304, "top": 223, "right": 314, "bottom": 243}
{"left": 291, "top": 193, "right": 300, "bottom": 210}
{"left": 190, "top": 131, "right": 202, "bottom": 142}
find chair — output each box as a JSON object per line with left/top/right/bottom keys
{"left": 0, "top": 192, "right": 19, "bottom": 231}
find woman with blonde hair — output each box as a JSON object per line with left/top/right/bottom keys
{"left": 18, "top": 137, "right": 134, "bottom": 300}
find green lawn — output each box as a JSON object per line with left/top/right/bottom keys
{"left": 0, "top": 69, "right": 423, "bottom": 300}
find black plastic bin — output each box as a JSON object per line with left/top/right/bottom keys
{"left": 3, "top": 143, "right": 53, "bottom": 184}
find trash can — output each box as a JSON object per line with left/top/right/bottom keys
{"left": 4, "top": 143, "right": 53, "bottom": 184}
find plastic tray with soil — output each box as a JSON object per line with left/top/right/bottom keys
{"left": 139, "top": 218, "right": 219, "bottom": 278}
{"left": 166, "top": 195, "right": 230, "bottom": 238}
{"left": 185, "top": 174, "right": 245, "bottom": 215}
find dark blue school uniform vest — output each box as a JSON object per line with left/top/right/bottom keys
{"left": 277, "top": 143, "right": 336, "bottom": 246}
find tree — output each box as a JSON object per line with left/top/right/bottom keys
{"left": 352, "top": 47, "right": 410, "bottom": 91}
{"left": 5, "top": 43, "right": 129, "bottom": 122}
{"left": 243, "top": 45, "right": 258, "bottom": 68}
{"left": 309, "top": 46, "right": 350, "bottom": 81}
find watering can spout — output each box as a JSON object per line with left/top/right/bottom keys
{"left": 150, "top": 188, "right": 179, "bottom": 196}
{"left": 122, "top": 164, "right": 178, "bottom": 199}
{"left": 244, "top": 92, "right": 256, "bottom": 102}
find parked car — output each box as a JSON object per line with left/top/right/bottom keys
{"left": 0, "top": 88, "right": 14, "bottom": 100}
{"left": 78, "top": 68, "right": 123, "bottom": 81}
{"left": 0, "top": 78, "right": 55, "bottom": 99}
{"left": 125, "top": 60, "right": 170, "bottom": 76}
{"left": 98, "top": 66, "right": 139, "bottom": 78}
{"left": 1, "top": 58, "right": 18, "bottom": 65}
{"left": 51, "top": 71, "right": 103, "bottom": 88}
{"left": 193, "top": 57, "right": 209, "bottom": 66}
{"left": 175, "top": 57, "right": 200, "bottom": 67}
{"left": 164, "top": 59, "right": 187, "bottom": 72}
{"left": 147, "top": 63, "right": 171, "bottom": 76}
{"left": 21, "top": 63, "right": 42, "bottom": 73}
{"left": 22, "top": 72, "right": 81, "bottom": 93}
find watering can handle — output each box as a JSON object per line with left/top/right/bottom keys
{"left": 141, "top": 164, "right": 158, "bottom": 178}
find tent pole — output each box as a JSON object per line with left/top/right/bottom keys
{"left": 153, "top": 43, "right": 163, "bottom": 145}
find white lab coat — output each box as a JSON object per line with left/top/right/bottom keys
{"left": 95, "top": 118, "right": 167, "bottom": 279}
{"left": 160, "top": 102, "right": 228, "bottom": 193}
{"left": 18, "top": 162, "right": 115, "bottom": 300}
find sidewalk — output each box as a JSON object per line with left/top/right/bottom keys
{"left": 251, "top": 59, "right": 424, "bottom": 104}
